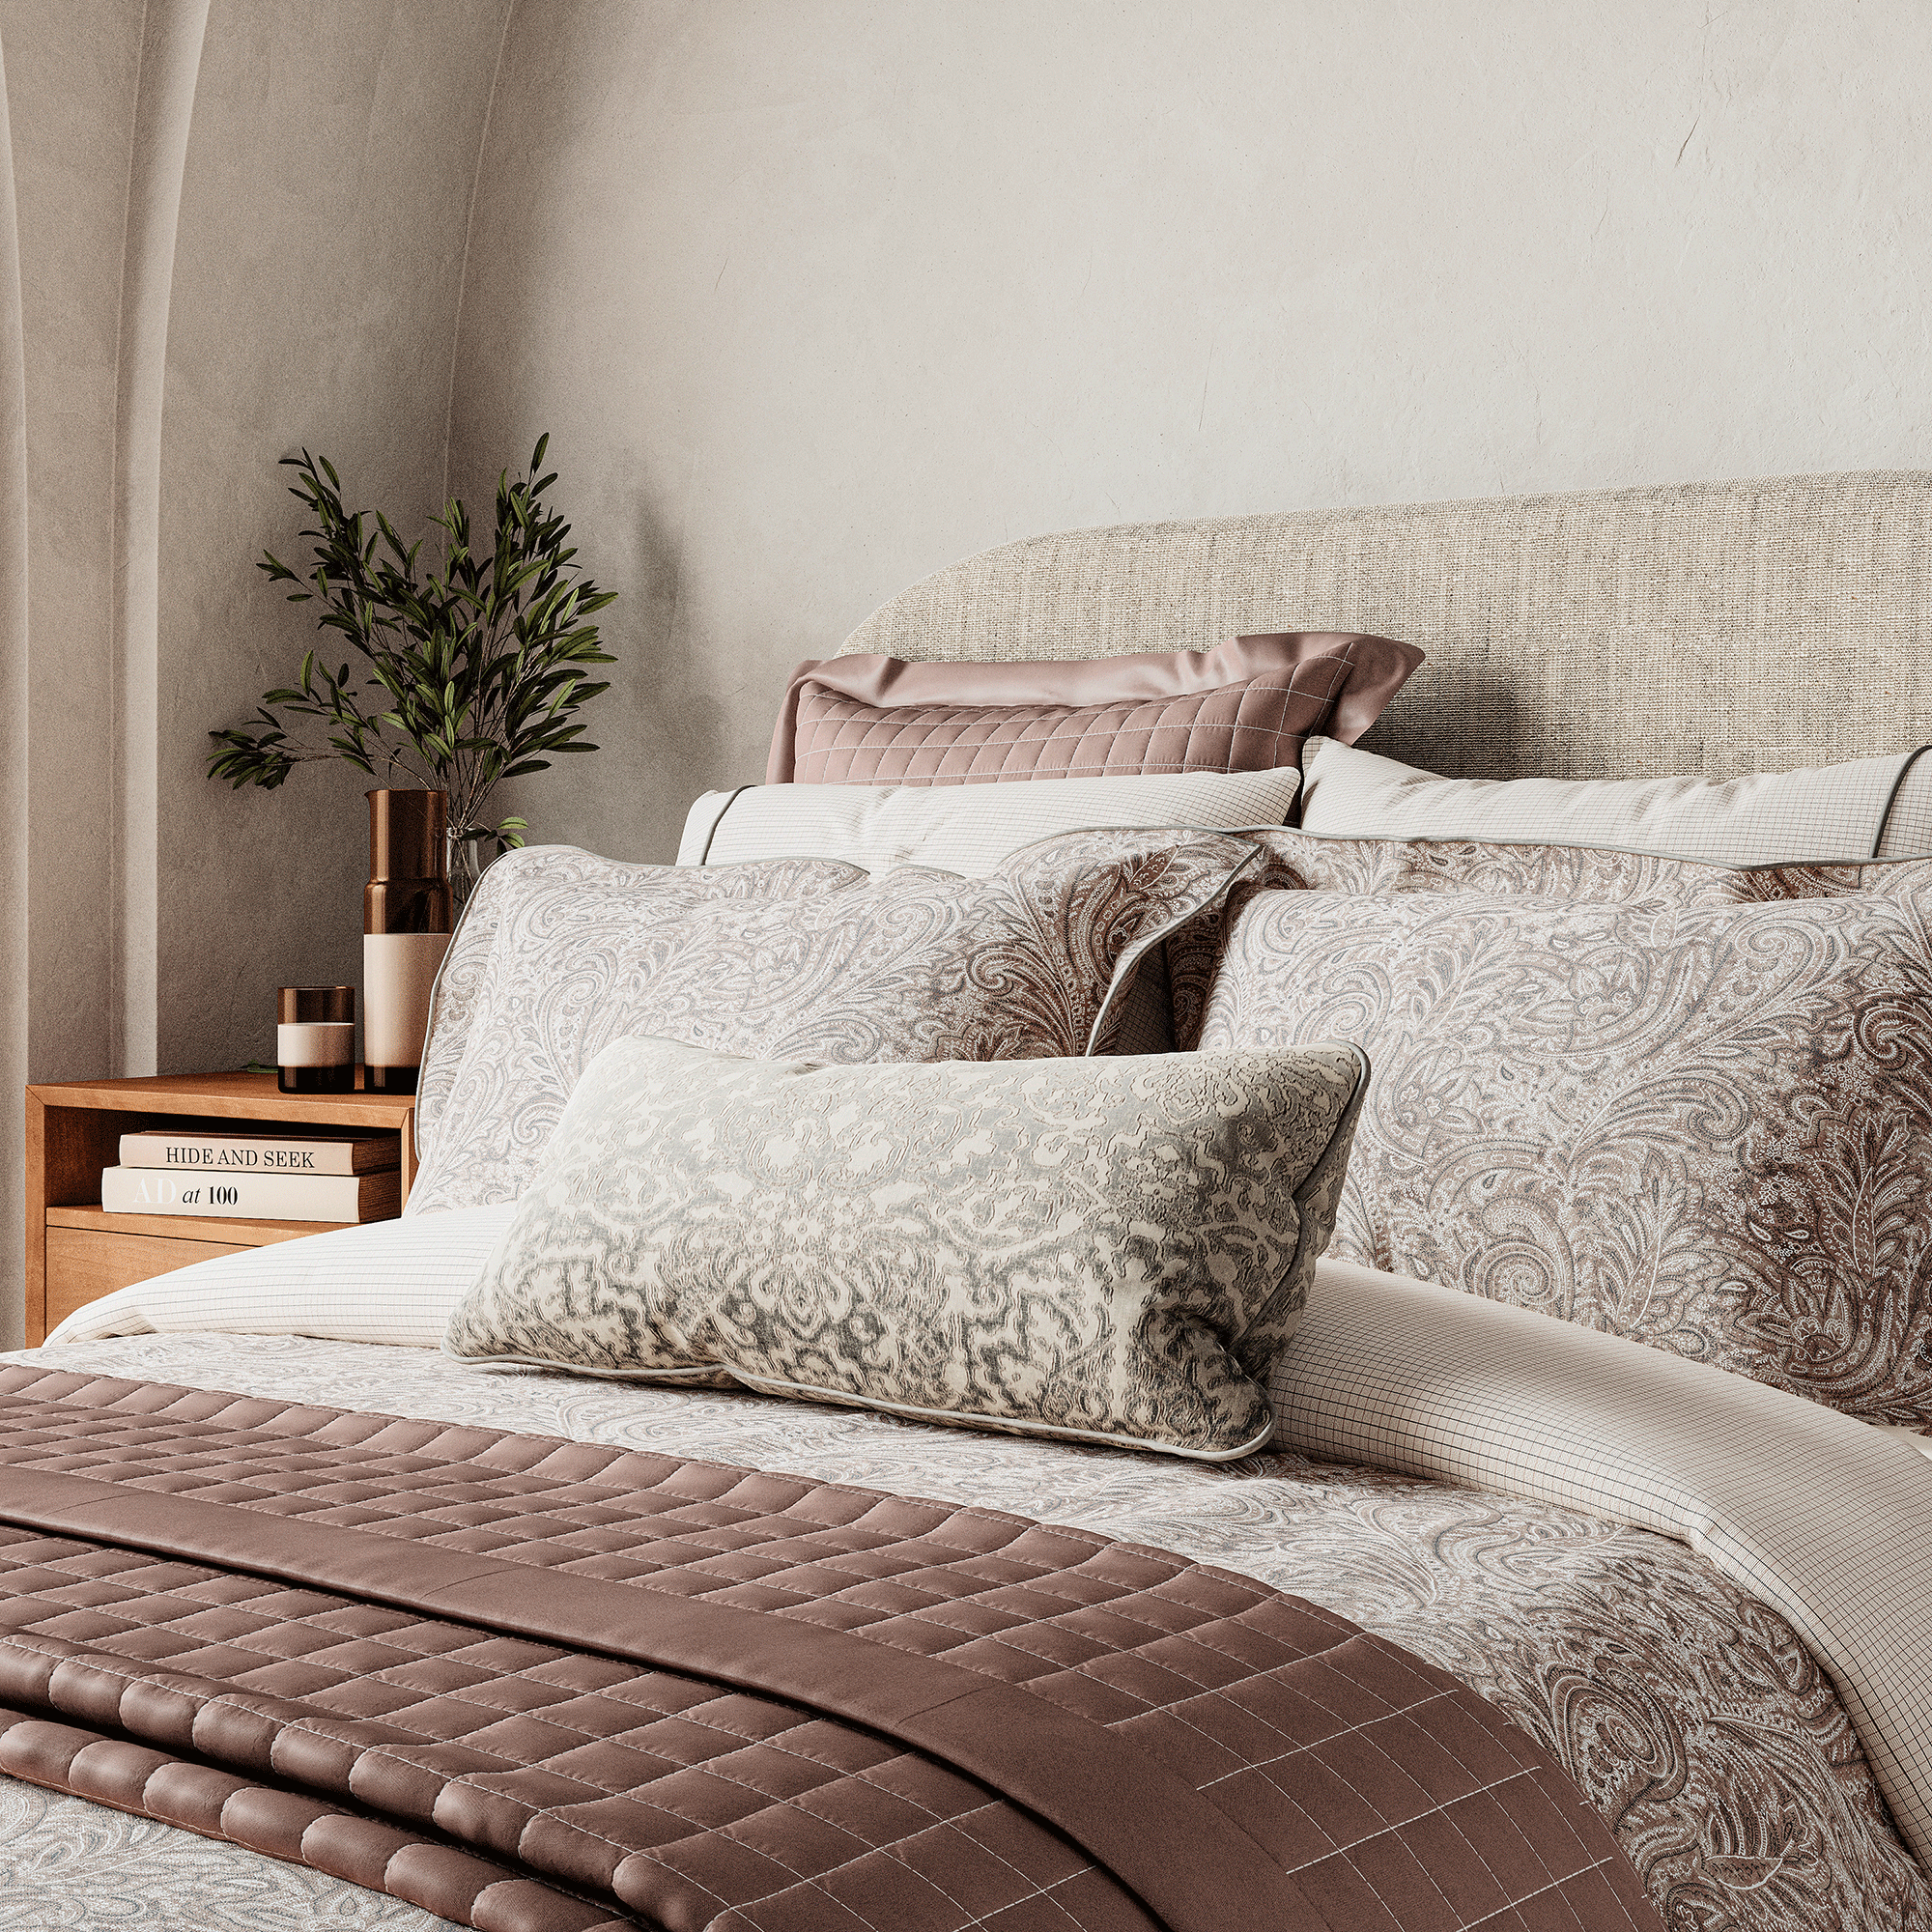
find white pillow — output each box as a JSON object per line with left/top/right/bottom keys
{"left": 676, "top": 766, "right": 1302, "bottom": 875}
{"left": 1877, "top": 1423, "right": 1932, "bottom": 1463}
{"left": 42, "top": 1205, "right": 517, "bottom": 1349}
{"left": 1300, "top": 738, "right": 1932, "bottom": 865}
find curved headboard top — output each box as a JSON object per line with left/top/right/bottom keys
{"left": 838, "top": 471, "right": 1932, "bottom": 782}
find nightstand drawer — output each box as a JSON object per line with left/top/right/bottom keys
{"left": 44, "top": 1226, "right": 251, "bottom": 1331}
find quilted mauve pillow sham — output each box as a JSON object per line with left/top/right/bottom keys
{"left": 445, "top": 1036, "right": 1369, "bottom": 1459}
{"left": 409, "top": 828, "right": 1262, "bottom": 1216}
{"left": 1197, "top": 877, "right": 1932, "bottom": 1425}
{"left": 767, "top": 634, "right": 1423, "bottom": 786}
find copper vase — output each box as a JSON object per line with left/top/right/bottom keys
{"left": 363, "top": 789, "right": 452, "bottom": 1095}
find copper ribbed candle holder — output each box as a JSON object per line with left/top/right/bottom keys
{"left": 363, "top": 789, "right": 452, "bottom": 1095}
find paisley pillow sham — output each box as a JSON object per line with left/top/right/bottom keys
{"left": 410, "top": 848, "right": 867, "bottom": 1214}
{"left": 1208, "top": 827, "right": 1932, "bottom": 905}
{"left": 444, "top": 1035, "right": 1370, "bottom": 1458}
{"left": 1198, "top": 881, "right": 1932, "bottom": 1425}
{"left": 1163, "top": 830, "right": 1932, "bottom": 1052}
{"left": 408, "top": 828, "right": 1263, "bottom": 1216}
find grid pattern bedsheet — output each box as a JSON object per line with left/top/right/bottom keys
{"left": 1278, "top": 1261, "right": 1932, "bottom": 1872}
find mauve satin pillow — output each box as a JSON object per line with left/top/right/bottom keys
{"left": 767, "top": 634, "right": 1423, "bottom": 787}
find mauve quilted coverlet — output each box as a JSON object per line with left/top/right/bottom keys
{"left": 0, "top": 1369, "right": 1658, "bottom": 1932}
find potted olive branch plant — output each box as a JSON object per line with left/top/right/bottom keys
{"left": 208, "top": 434, "right": 617, "bottom": 904}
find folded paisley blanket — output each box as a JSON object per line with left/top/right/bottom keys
{"left": 0, "top": 1367, "right": 1659, "bottom": 1932}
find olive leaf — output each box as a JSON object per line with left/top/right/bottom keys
{"left": 207, "top": 434, "right": 616, "bottom": 849}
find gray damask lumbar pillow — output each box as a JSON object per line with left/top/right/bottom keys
{"left": 444, "top": 1035, "right": 1369, "bottom": 1459}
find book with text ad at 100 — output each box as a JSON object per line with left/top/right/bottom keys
{"left": 118, "top": 1128, "right": 399, "bottom": 1177}
{"left": 99, "top": 1164, "right": 401, "bottom": 1225}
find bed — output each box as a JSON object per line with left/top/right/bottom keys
{"left": 6, "top": 470, "right": 1932, "bottom": 1932}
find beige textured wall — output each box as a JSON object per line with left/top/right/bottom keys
{"left": 6, "top": 5, "right": 140, "bottom": 1132}
{"left": 449, "top": 0, "right": 1932, "bottom": 861}
{"left": 0, "top": 0, "right": 507, "bottom": 1342}
{"left": 2, "top": 0, "right": 508, "bottom": 1087}
{"left": 152, "top": 3, "right": 508, "bottom": 1072}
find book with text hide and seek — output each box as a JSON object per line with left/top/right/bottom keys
{"left": 118, "top": 1128, "right": 400, "bottom": 1177}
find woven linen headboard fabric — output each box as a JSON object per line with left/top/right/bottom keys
{"left": 838, "top": 471, "right": 1932, "bottom": 781}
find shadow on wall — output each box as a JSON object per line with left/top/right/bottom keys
{"left": 1357, "top": 665, "right": 1523, "bottom": 779}
{"left": 441, "top": 8, "right": 727, "bottom": 862}
{"left": 627, "top": 487, "right": 736, "bottom": 823}
{"left": 0, "top": 0, "right": 513, "bottom": 1346}
{"left": 428, "top": 439, "right": 720, "bottom": 865}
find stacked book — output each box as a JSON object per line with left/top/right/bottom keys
{"left": 99, "top": 1128, "right": 401, "bottom": 1224}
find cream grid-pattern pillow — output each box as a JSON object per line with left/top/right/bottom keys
{"left": 675, "top": 765, "right": 1302, "bottom": 874}
{"left": 1299, "top": 737, "right": 1932, "bottom": 864}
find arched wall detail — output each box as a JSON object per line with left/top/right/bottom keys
{"left": 0, "top": 0, "right": 507, "bottom": 1341}
{"left": 0, "top": 26, "right": 34, "bottom": 1350}
{"left": 110, "top": 0, "right": 209, "bottom": 1078}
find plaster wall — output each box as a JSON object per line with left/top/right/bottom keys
{"left": 450, "top": 0, "right": 1932, "bottom": 860}
{"left": 151, "top": 2, "right": 509, "bottom": 1074}
{"left": 0, "top": 0, "right": 506, "bottom": 1343}
{"left": 5, "top": 5, "right": 140, "bottom": 1132}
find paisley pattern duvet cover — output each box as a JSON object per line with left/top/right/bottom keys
{"left": 409, "top": 833, "right": 1259, "bottom": 1216}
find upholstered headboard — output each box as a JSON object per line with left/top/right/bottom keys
{"left": 838, "top": 471, "right": 1932, "bottom": 782}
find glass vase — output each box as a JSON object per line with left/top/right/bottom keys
{"left": 446, "top": 826, "right": 504, "bottom": 917}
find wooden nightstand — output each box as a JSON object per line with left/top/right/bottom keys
{"left": 25, "top": 1072, "right": 417, "bottom": 1345}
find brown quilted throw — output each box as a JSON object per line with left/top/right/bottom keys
{"left": 0, "top": 1368, "right": 1660, "bottom": 1932}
